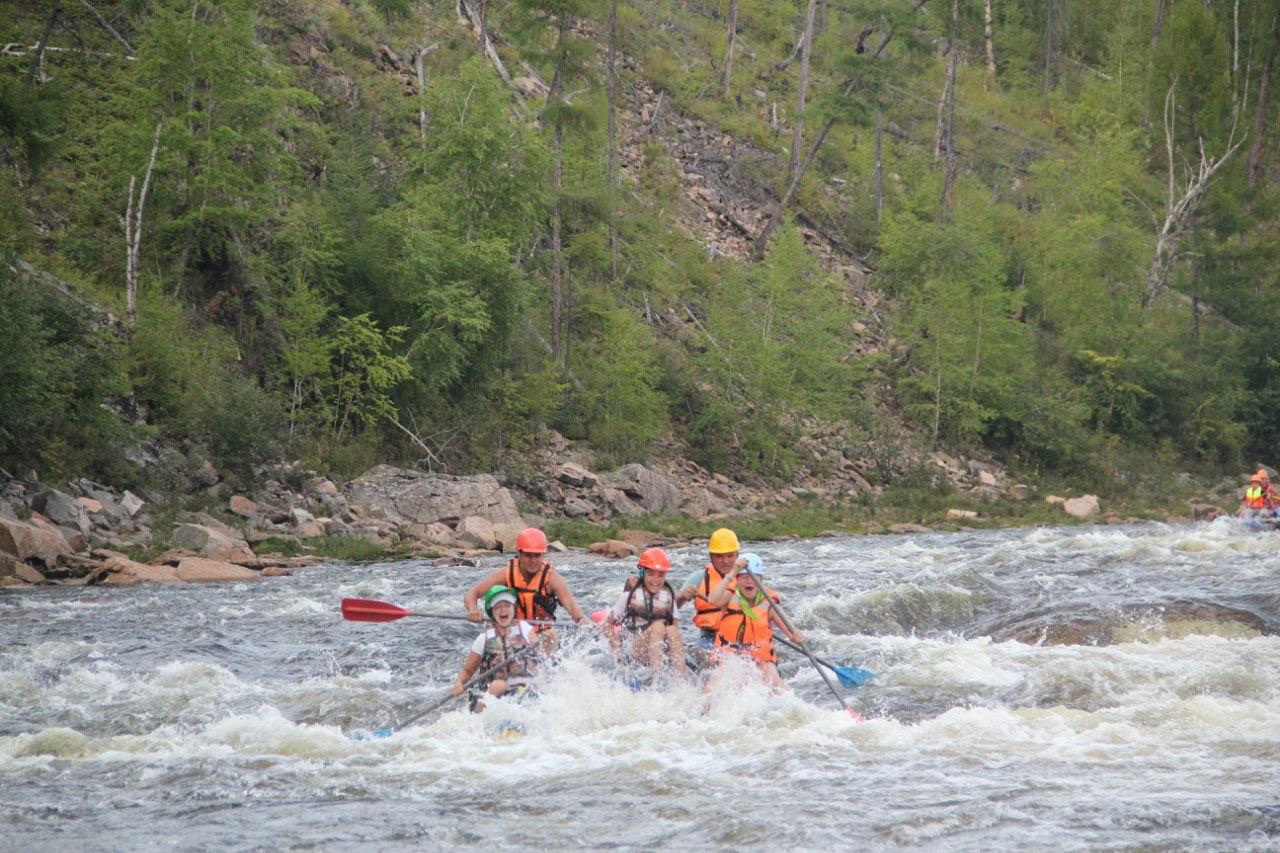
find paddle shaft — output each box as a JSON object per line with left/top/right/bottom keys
{"left": 773, "top": 634, "right": 842, "bottom": 675}
{"left": 738, "top": 567, "right": 855, "bottom": 714}
{"left": 407, "top": 611, "right": 567, "bottom": 628}
{"left": 401, "top": 645, "right": 538, "bottom": 727}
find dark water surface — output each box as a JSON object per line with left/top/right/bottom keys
{"left": 2, "top": 519, "right": 1278, "bottom": 850}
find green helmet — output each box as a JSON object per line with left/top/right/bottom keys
{"left": 483, "top": 584, "right": 518, "bottom": 616}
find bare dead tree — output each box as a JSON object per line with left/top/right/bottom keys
{"left": 752, "top": 0, "right": 928, "bottom": 258}
{"left": 932, "top": 46, "right": 957, "bottom": 162}
{"left": 1152, "top": 0, "right": 1167, "bottom": 47}
{"left": 27, "top": 0, "right": 62, "bottom": 85}
{"left": 983, "top": 0, "right": 996, "bottom": 82}
{"left": 1140, "top": 84, "right": 1246, "bottom": 310}
{"left": 412, "top": 43, "right": 439, "bottom": 139}
{"left": 874, "top": 109, "right": 884, "bottom": 223}
{"left": 607, "top": 0, "right": 619, "bottom": 282}
{"left": 720, "top": 0, "right": 739, "bottom": 96}
{"left": 786, "top": 0, "right": 820, "bottom": 185}
{"left": 123, "top": 122, "right": 162, "bottom": 325}
{"left": 78, "top": 0, "right": 132, "bottom": 53}
{"left": 1246, "top": 15, "right": 1278, "bottom": 197}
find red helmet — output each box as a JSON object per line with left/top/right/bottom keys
{"left": 515, "top": 527, "right": 548, "bottom": 554}
{"left": 637, "top": 547, "right": 672, "bottom": 573}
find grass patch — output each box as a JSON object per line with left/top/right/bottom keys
{"left": 302, "top": 535, "right": 404, "bottom": 563}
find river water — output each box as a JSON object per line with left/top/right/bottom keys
{"left": 2, "top": 519, "right": 1278, "bottom": 850}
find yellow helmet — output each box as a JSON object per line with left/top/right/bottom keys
{"left": 708, "top": 528, "right": 740, "bottom": 555}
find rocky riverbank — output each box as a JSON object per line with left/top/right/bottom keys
{"left": 0, "top": 426, "right": 1246, "bottom": 591}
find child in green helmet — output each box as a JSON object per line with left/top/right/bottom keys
{"left": 450, "top": 585, "right": 539, "bottom": 712}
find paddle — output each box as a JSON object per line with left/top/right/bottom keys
{"left": 340, "top": 597, "right": 576, "bottom": 628}
{"left": 773, "top": 635, "right": 874, "bottom": 688}
{"left": 692, "top": 594, "right": 872, "bottom": 687}
{"left": 400, "top": 645, "right": 539, "bottom": 728}
{"left": 738, "top": 566, "right": 865, "bottom": 721}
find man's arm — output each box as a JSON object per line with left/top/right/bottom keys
{"left": 550, "top": 572, "right": 587, "bottom": 623}
{"left": 463, "top": 568, "right": 507, "bottom": 622}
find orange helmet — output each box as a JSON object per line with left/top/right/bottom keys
{"left": 515, "top": 527, "right": 548, "bottom": 554}
{"left": 1254, "top": 469, "right": 1270, "bottom": 482}
{"left": 637, "top": 547, "right": 672, "bottom": 573}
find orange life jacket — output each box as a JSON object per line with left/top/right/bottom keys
{"left": 715, "top": 590, "right": 776, "bottom": 663}
{"left": 1245, "top": 485, "right": 1266, "bottom": 509}
{"left": 693, "top": 563, "right": 728, "bottom": 630}
{"left": 504, "top": 559, "right": 558, "bottom": 622}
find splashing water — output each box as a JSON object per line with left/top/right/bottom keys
{"left": 2, "top": 520, "right": 1279, "bottom": 849}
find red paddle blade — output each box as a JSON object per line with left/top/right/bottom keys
{"left": 341, "top": 598, "right": 411, "bottom": 622}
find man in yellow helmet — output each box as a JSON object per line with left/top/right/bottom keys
{"left": 677, "top": 528, "right": 740, "bottom": 644}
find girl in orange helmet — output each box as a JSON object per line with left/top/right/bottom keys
{"left": 607, "top": 547, "right": 688, "bottom": 677}
{"left": 706, "top": 554, "right": 804, "bottom": 690}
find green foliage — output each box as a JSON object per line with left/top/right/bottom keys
{"left": 690, "top": 225, "right": 861, "bottom": 474}
{"left": 0, "top": 77, "right": 65, "bottom": 173}
{"left": 563, "top": 307, "right": 669, "bottom": 463}
{"left": 0, "top": 271, "right": 125, "bottom": 474}
{"left": 329, "top": 315, "right": 412, "bottom": 436}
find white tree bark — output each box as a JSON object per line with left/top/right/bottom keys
{"left": 124, "top": 121, "right": 162, "bottom": 325}
{"left": 786, "top": 0, "right": 820, "bottom": 185}
{"left": 720, "top": 0, "right": 739, "bottom": 96}
{"left": 1140, "top": 85, "right": 1245, "bottom": 310}
{"left": 983, "top": 0, "right": 997, "bottom": 80}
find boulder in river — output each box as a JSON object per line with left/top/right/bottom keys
{"left": 344, "top": 465, "right": 524, "bottom": 527}
{"left": 1192, "top": 504, "right": 1224, "bottom": 521}
{"left": 1063, "top": 495, "right": 1101, "bottom": 519}
{"left": 589, "top": 539, "right": 638, "bottom": 558}
{"left": 889, "top": 523, "right": 931, "bottom": 534}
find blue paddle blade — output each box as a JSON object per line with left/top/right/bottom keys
{"left": 834, "top": 666, "right": 874, "bottom": 688}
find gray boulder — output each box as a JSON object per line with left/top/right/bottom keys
{"left": 32, "top": 489, "right": 91, "bottom": 535}
{"left": 603, "top": 464, "right": 682, "bottom": 513}
{"left": 344, "top": 465, "right": 524, "bottom": 527}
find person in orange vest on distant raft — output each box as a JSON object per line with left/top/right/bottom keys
{"left": 1238, "top": 469, "right": 1279, "bottom": 519}
{"left": 607, "top": 547, "right": 688, "bottom": 676}
{"left": 676, "top": 527, "right": 779, "bottom": 650}
{"left": 464, "top": 527, "right": 589, "bottom": 627}
{"left": 705, "top": 553, "right": 803, "bottom": 690}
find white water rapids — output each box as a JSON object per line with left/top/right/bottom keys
{"left": 2, "top": 519, "right": 1278, "bottom": 850}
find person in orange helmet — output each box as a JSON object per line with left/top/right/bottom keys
{"left": 607, "top": 548, "right": 688, "bottom": 677}
{"left": 1239, "top": 468, "right": 1279, "bottom": 519}
{"left": 464, "top": 527, "right": 589, "bottom": 628}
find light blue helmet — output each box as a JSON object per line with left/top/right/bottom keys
{"left": 737, "top": 552, "right": 764, "bottom": 577}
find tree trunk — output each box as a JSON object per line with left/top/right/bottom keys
{"left": 415, "top": 47, "right": 428, "bottom": 139}
{"left": 26, "top": 0, "right": 61, "bottom": 85}
{"left": 607, "top": 0, "right": 619, "bottom": 283}
{"left": 752, "top": 28, "right": 902, "bottom": 259}
{"left": 1043, "top": 0, "right": 1055, "bottom": 94}
{"left": 720, "top": 0, "right": 739, "bottom": 96}
{"left": 1151, "top": 0, "right": 1167, "bottom": 48}
{"left": 933, "top": 46, "right": 957, "bottom": 163}
{"left": 1247, "top": 15, "right": 1278, "bottom": 194}
{"left": 786, "top": 0, "right": 820, "bottom": 186}
{"left": 78, "top": 0, "right": 133, "bottom": 53}
{"left": 983, "top": 0, "right": 996, "bottom": 82}
{"left": 550, "top": 122, "right": 564, "bottom": 359}
{"left": 873, "top": 109, "right": 884, "bottom": 223}
{"left": 125, "top": 121, "right": 163, "bottom": 326}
